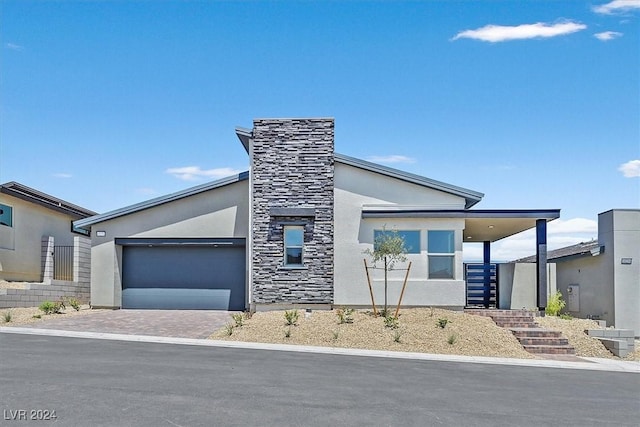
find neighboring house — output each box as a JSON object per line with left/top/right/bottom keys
{"left": 0, "top": 181, "right": 96, "bottom": 282}
{"left": 517, "top": 209, "right": 639, "bottom": 335}
{"left": 75, "top": 118, "right": 559, "bottom": 311}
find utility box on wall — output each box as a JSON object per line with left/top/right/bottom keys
{"left": 567, "top": 284, "right": 579, "bottom": 312}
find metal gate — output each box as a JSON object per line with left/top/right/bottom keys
{"left": 465, "top": 263, "right": 498, "bottom": 308}
{"left": 53, "top": 245, "right": 73, "bottom": 281}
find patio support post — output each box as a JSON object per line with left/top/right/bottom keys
{"left": 483, "top": 241, "right": 491, "bottom": 308}
{"left": 536, "top": 219, "right": 548, "bottom": 312}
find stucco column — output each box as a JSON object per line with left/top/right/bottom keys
{"left": 41, "top": 236, "right": 54, "bottom": 284}
{"left": 536, "top": 219, "right": 548, "bottom": 311}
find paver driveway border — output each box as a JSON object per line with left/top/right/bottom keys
{"left": 5, "top": 309, "right": 235, "bottom": 339}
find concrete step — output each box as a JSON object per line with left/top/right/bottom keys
{"left": 523, "top": 344, "right": 576, "bottom": 355}
{"left": 510, "top": 328, "right": 563, "bottom": 338}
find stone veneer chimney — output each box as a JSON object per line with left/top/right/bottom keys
{"left": 250, "top": 118, "right": 334, "bottom": 306}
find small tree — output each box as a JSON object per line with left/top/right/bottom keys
{"left": 364, "top": 228, "right": 408, "bottom": 314}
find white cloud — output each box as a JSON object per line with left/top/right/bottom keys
{"left": 52, "top": 173, "right": 72, "bottom": 178}
{"left": 366, "top": 155, "right": 416, "bottom": 164}
{"left": 593, "top": 0, "right": 640, "bottom": 15}
{"left": 452, "top": 21, "right": 587, "bottom": 43}
{"left": 463, "top": 217, "right": 597, "bottom": 262}
{"left": 166, "top": 166, "right": 242, "bottom": 181}
{"left": 5, "top": 42, "right": 23, "bottom": 51}
{"left": 618, "top": 159, "right": 640, "bottom": 177}
{"left": 594, "top": 30, "right": 623, "bottom": 40}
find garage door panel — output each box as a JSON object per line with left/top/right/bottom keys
{"left": 121, "top": 243, "right": 245, "bottom": 310}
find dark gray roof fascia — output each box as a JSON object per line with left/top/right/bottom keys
{"left": 335, "top": 153, "right": 484, "bottom": 208}
{"left": 74, "top": 171, "right": 249, "bottom": 229}
{"left": 235, "top": 127, "right": 252, "bottom": 154}
{"left": 362, "top": 208, "right": 561, "bottom": 219}
{"left": 0, "top": 181, "right": 97, "bottom": 219}
{"left": 514, "top": 240, "right": 600, "bottom": 263}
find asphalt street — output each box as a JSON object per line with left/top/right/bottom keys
{"left": 0, "top": 333, "right": 638, "bottom": 427}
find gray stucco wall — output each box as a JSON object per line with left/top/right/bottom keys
{"left": 250, "top": 118, "right": 335, "bottom": 306}
{"left": 333, "top": 162, "right": 468, "bottom": 308}
{"left": 554, "top": 210, "right": 639, "bottom": 334}
{"left": 88, "top": 179, "right": 249, "bottom": 308}
{"left": 0, "top": 194, "right": 80, "bottom": 282}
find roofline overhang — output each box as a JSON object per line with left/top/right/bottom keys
{"left": 0, "top": 181, "right": 96, "bottom": 219}
{"left": 361, "top": 208, "right": 560, "bottom": 220}
{"left": 335, "top": 153, "right": 484, "bottom": 209}
{"left": 73, "top": 171, "right": 249, "bottom": 230}
{"left": 235, "top": 127, "right": 252, "bottom": 154}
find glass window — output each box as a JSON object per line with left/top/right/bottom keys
{"left": 428, "top": 230, "right": 455, "bottom": 279}
{"left": 0, "top": 204, "right": 12, "bottom": 227}
{"left": 374, "top": 230, "right": 420, "bottom": 254}
{"left": 284, "top": 226, "right": 304, "bottom": 266}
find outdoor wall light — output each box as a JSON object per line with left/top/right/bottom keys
{"left": 96, "top": 231, "right": 106, "bottom": 237}
{"left": 621, "top": 258, "right": 632, "bottom": 265}
{"left": 488, "top": 225, "right": 494, "bottom": 229}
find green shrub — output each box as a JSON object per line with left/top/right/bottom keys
{"left": 559, "top": 313, "right": 573, "bottom": 320}
{"left": 2, "top": 310, "right": 11, "bottom": 323}
{"left": 223, "top": 323, "right": 234, "bottom": 336}
{"left": 284, "top": 326, "right": 292, "bottom": 338}
{"left": 67, "top": 297, "right": 81, "bottom": 311}
{"left": 447, "top": 333, "right": 457, "bottom": 345}
{"left": 336, "top": 307, "right": 354, "bottom": 324}
{"left": 232, "top": 313, "right": 244, "bottom": 327}
{"left": 545, "top": 291, "right": 566, "bottom": 316}
{"left": 393, "top": 330, "right": 402, "bottom": 343}
{"left": 284, "top": 310, "right": 299, "bottom": 326}
{"left": 32, "top": 314, "right": 42, "bottom": 319}
{"left": 384, "top": 315, "right": 399, "bottom": 329}
{"left": 332, "top": 330, "right": 339, "bottom": 340}
{"left": 436, "top": 318, "right": 450, "bottom": 328}
{"left": 39, "top": 301, "right": 56, "bottom": 315}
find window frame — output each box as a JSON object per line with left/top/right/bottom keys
{"left": 373, "top": 229, "right": 421, "bottom": 254}
{"left": 427, "top": 230, "right": 455, "bottom": 279}
{"left": 283, "top": 225, "right": 305, "bottom": 267}
{"left": 0, "top": 203, "right": 13, "bottom": 228}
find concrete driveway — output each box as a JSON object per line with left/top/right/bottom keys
{"left": 20, "top": 309, "right": 234, "bottom": 339}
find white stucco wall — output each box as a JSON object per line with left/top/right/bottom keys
{"left": 89, "top": 180, "right": 249, "bottom": 308}
{"left": 334, "top": 163, "right": 467, "bottom": 308}
{"left": 498, "top": 263, "right": 556, "bottom": 310}
{"left": 0, "top": 194, "right": 79, "bottom": 281}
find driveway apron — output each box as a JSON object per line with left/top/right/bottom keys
{"left": 20, "top": 310, "right": 233, "bottom": 339}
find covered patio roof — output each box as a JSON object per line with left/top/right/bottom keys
{"left": 360, "top": 207, "right": 560, "bottom": 242}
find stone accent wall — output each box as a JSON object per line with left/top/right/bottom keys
{"left": 251, "top": 118, "right": 335, "bottom": 304}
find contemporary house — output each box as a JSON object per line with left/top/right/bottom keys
{"left": 0, "top": 181, "right": 96, "bottom": 282}
{"left": 517, "top": 209, "right": 639, "bottom": 335}
{"left": 75, "top": 118, "right": 560, "bottom": 311}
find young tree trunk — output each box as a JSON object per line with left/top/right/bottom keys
{"left": 384, "top": 256, "right": 388, "bottom": 314}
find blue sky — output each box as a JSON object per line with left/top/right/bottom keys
{"left": 1, "top": 0, "right": 638, "bottom": 259}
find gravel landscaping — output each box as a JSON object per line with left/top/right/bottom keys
{"left": 211, "top": 308, "right": 640, "bottom": 361}
{"left": 2, "top": 304, "right": 637, "bottom": 361}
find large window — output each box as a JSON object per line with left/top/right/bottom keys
{"left": 428, "top": 230, "right": 455, "bottom": 279}
{"left": 284, "top": 226, "right": 304, "bottom": 267}
{"left": 373, "top": 229, "right": 421, "bottom": 254}
{"left": 0, "top": 204, "right": 12, "bottom": 227}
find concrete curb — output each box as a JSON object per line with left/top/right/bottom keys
{"left": 1, "top": 326, "right": 639, "bottom": 373}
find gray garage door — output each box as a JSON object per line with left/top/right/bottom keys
{"left": 119, "top": 238, "right": 246, "bottom": 310}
